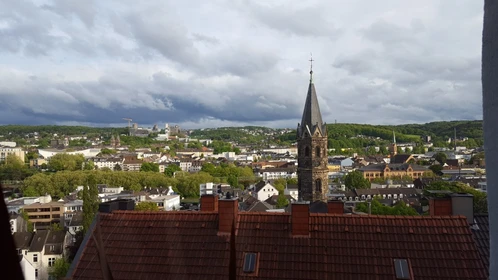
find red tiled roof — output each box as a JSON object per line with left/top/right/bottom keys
{"left": 236, "top": 213, "right": 486, "bottom": 280}
{"left": 70, "top": 211, "right": 230, "bottom": 280}
{"left": 69, "top": 209, "right": 487, "bottom": 280}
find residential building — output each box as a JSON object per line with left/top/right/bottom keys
{"left": 188, "top": 160, "right": 203, "bottom": 172}
{"left": 10, "top": 213, "right": 28, "bottom": 234}
{"left": 13, "top": 230, "right": 69, "bottom": 280}
{"left": 253, "top": 181, "right": 278, "bottom": 201}
{"left": 92, "top": 157, "right": 124, "bottom": 170}
{"left": 256, "top": 167, "right": 297, "bottom": 180}
{"left": 0, "top": 146, "right": 25, "bottom": 162}
{"left": 29, "top": 157, "right": 47, "bottom": 168}
{"left": 62, "top": 200, "right": 83, "bottom": 228}
{"left": 67, "top": 197, "right": 487, "bottom": 279}
{"left": 22, "top": 201, "right": 64, "bottom": 229}
{"left": 200, "top": 182, "right": 217, "bottom": 196}
{"left": 147, "top": 195, "right": 181, "bottom": 211}
{"left": 122, "top": 158, "right": 142, "bottom": 171}
{"left": 284, "top": 184, "right": 299, "bottom": 200}
{"left": 358, "top": 163, "right": 428, "bottom": 181}
{"left": 296, "top": 67, "right": 328, "bottom": 202}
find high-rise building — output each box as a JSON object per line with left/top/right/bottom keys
{"left": 296, "top": 62, "right": 328, "bottom": 202}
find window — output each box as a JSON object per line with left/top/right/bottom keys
{"left": 35, "top": 269, "right": 38, "bottom": 279}
{"left": 393, "top": 259, "right": 411, "bottom": 279}
{"left": 33, "top": 254, "right": 38, "bottom": 263}
{"left": 243, "top": 253, "right": 257, "bottom": 273}
{"left": 315, "top": 179, "right": 322, "bottom": 192}
{"left": 304, "top": 146, "right": 310, "bottom": 157}
{"left": 49, "top": 257, "right": 56, "bottom": 267}
{"left": 315, "top": 146, "right": 321, "bottom": 157}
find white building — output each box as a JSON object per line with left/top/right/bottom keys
{"left": 92, "top": 157, "right": 124, "bottom": 170}
{"left": 19, "top": 256, "right": 36, "bottom": 280}
{"left": 38, "top": 148, "right": 101, "bottom": 160}
{"left": 148, "top": 195, "right": 181, "bottom": 211}
{"left": 253, "top": 181, "right": 279, "bottom": 201}
{"left": 257, "top": 167, "right": 297, "bottom": 181}
{"left": 200, "top": 182, "right": 217, "bottom": 196}
{"left": 284, "top": 185, "right": 299, "bottom": 201}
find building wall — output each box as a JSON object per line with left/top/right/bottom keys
{"left": 297, "top": 136, "right": 329, "bottom": 201}
{"left": 255, "top": 184, "right": 278, "bottom": 201}
{"left": 0, "top": 147, "right": 25, "bottom": 162}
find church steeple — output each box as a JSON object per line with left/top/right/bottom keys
{"left": 297, "top": 56, "right": 326, "bottom": 138}
{"left": 297, "top": 58, "right": 329, "bottom": 202}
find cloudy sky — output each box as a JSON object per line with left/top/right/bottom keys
{"left": 0, "top": 0, "right": 484, "bottom": 129}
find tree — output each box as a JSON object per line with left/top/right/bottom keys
{"left": 355, "top": 199, "right": 418, "bottom": 215}
{"left": 344, "top": 171, "right": 371, "bottom": 190}
{"left": 84, "top": 160, "right": 95, "bottom": 170}
{"left": 0, "top": 154, "right": 34, "bottom": 181}
{"left": 19, "top": 209, "right": 34, "bottom": 232}
{"left": 272, "top": 178, "right": 287, "bottom": 194}
{"left": 276, "top": 194, "right": 289, "bottom": 208}
{"left": 49, "top": 258, "right": 70, "bottom": 280}
{"left": 434, "top": 152, "right": 447, "bottom": 164}
{"left": 429, "top": 165, "right": 443, "bottom": 176}
{"left": 140, "top": 162, "right": 159, "bottom": 172}
{"left": 48, "top": 153, "right": 85, "bottom": 171}
{"left": 135, "top": 201, "right": 159, "bottom": 211}
{"left": 164, "top": 164, "right": 182, "bottom": 177}
{"left": 82, "top": 175, "right": 99, "bottom": 233}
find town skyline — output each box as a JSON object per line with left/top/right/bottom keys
{"left": 0, "top": 0, "right": 483, "bottom": 129}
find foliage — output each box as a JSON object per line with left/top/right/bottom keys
{"left": 49, "top": 258, "right": 71, "bottom": 280}
{"left": 175, "top": 172, "right": 214, "bottom": 198}
{"left": 21, "top": 170, "right": 179, "bottom": 199}
{"left": 84, "top": 160, "right": 95, "bottom": 170}
{"left": 434, "top": 152, "right": 447, "bottom": 164}
{"left": 48, "top": 153, "right": 85, "bottom": 171}
{"left": 276, "top": 194, "right": 289, "bottom": 208}
{"left": 272, "top": 178, "right": 287, "bottom": 194}
{"left": 0, "top": 154, "right": 36, "bottom": 181}
{"left": 429, "top": 165, "right": 443, "bottom": 176}
{"left": 135, "top": 201, "right": 159, "bottom": 211}
{"left": 355, "top": 199, "right": 418, "bottom": 215}
{"left": 164, "top": 164, "right": 182, "bottom": 177}
{"left": 200, "top": 163, "right": 257, "bottom": 188}
{"left": 344, "top": 171, "right": 371, "bottom": 190}
{"left": 425, "top": 181, "right": 488, "bottom": 213}
{"left": 99, "top": 148, "right": 117, "bottom": 155}
{"left": 469, "top": 152, "right": 485, "bottom": 165}
{"left": 140, "top": 162, "right": 159, "bottom": 172}
{"left": 82, "top": 175, "right": 99, "bottom": 233}
{"left": 49, "top": 223, "right": 63, "bottom": 232}
{"left": 19, "top": 209, "right": 34, "bottom": 232}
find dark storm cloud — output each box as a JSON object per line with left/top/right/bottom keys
{"left": 0, "top": 0, "right": 484, "bottom": 128}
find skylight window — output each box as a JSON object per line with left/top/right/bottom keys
{"left": 393, "top": 259, "right": 411, "bottom": 279}
{"left": 243, "top": 253, "right": 257, "bottom": 273}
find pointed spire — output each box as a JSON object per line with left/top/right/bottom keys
{"left": 298, "top": 57, "right": 325, "bottom": 137}
{"left": 309, "top": 53, "right": 314, "bottom": 83}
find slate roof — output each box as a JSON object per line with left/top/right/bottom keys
{"left": 45, "top": 230, "right": 66, "bottom": 255}
{"left": 391, "top": 154, "right": 414, "bottom": 164}
{"left": 29, "top": 230, "right": 49, "bottom": 252}
{"left": 297, "top": 77, "right": 326, "bottom": 137}
{"left": 246, "top": 201, "right": 273, "bottom": 212}
{"left": 472, "top": 214, "right": 489, "bottom": 272}
{"left": 70, "top": 211, "right": 231, "bottom": 280}
{"left": 254, "top": 181, "right": 270, "bottom": 193}
{"left": 69, "top": 209, "right": 487, "bottom": 280}
{"left": 12, "top": 232, "right": 34, "bottom": 249}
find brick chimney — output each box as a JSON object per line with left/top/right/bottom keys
{"left": 291, "top": 203, "right": 310, "bottom": 237}
{"left": 429, "top": 197, "right": 452, "bottom": 216}
{"left": 327, "top": 200, "right": 344, "bottom": 214}
{"left": 218, "top": 198, "right": 238, "bottom": 235}
{"left": 200, "top": 194, "right": 219, "bottom": 212}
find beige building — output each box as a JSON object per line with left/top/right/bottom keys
{"left": 22, "top": 202, "right": 64, "bottom": 229}
{"left": 0, "top": 146, "right": 25, "bottom": 162}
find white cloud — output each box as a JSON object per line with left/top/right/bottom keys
{"left": 0, "top": 0, "right": 484, "bottom": 128}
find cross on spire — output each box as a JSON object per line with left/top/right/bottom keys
{"left": 309, "top": 53, "right": 314, "bottom": 82}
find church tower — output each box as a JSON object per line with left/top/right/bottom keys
{"left": 297, "top": 58, "right": 329, "bottom": 202}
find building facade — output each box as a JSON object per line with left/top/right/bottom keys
{"left": 297, "top": 66, "right": 329, "bottom": 202}
{"left": 0, "top": 146, "right": 25, "bottom": 162}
